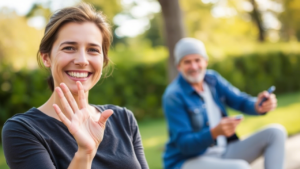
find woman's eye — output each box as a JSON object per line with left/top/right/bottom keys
{"left": 88, "top": 48, "right": 100, "bottom": 53}
{"left": 63, "top": 46, "right": 75, "bottom": 51}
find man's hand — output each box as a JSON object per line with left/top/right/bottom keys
{"left": 210, "top": 117, "right": 242, "bottom": 139}
{"left": 255, "top": 91, "right": 277, "bottom": 113}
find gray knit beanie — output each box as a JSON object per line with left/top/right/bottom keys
{"left": 174, "top": 38, "right": 208, "bottom": 65}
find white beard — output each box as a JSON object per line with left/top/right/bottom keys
{"left": 182, "top": 69, "right": 206, "bottom": 83}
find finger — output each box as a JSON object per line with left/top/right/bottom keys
{"left": 261, "top": 97, "right": 277, "bottom": 108}
{"left": 257, "top": 92, "right": 269, "bottom": 104}
{"left": 226, "top": 117, "right": 236, "bottom": 121}
{"left": 76, "top": 81, "right": 87, "bottom": 109}
{"left": 221, "top": 117, "right": 231, "bottom": 123}
{"left": 222, "top": 122, "right": 236, "bottom": 130}
{"left": 53, "top": 104, "right": 71, "bottom": 127}
{"left": 269, "top": 94, "right": 277, "bottom": 104}
{"left": 234, "top": 121, "right": 241, "bottom": 127}
{"left": 229, "top": 121, "right": 237, "bottom": 128}
{"left": 98, "top": 109, "right": 114, "bottom": 128}
{"left": 226, "top": 118, "right": 239, "bottom": 124}
{"left": 226, "top": 120, "right": 240, "bottom": 127}
{"left": 262, "top": 101, "right": 273, "bottom": 108}
{"left": 261, "top": 105, "right": 277, "bottom": 112}
{"left": 60, "top": 83, "right": 79, "bottom": 113}
{"left": 262, "top": 91, "right": 269, "bottom": 98}
{"left": 258, "top": 91, "right": 268, "bottom": 99}
{"left": 269, "top": 93, "right": 276, "bottom": 99}
{"left": 55, "top": 87, "right": 74, "bottom": 118}
{"left": 263, "top": 94, "right": 276, "bottom": 103}
{"left": 259, "top": 105, "right": 275, "bottom": 112}
{"left": 263, "top": 99, "right": 277, "bottom": 106}
{"left": 262, "top": 103, "right": 277, "bottom": 111}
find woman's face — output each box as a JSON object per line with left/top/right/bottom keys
{"left": 43, "top": 22, "right": 104, "bottom": 94}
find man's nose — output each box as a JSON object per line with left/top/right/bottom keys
{"left": 190, "top": 61, "right": 198, "bottom": 69}
{"left": 74, "top": 49, "right": 89, "bottom": 66}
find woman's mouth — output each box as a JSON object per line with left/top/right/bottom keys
{"left": 66, "top": 71, "right": 92, "bottom": 80}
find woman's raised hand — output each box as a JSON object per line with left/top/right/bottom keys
{"left": 53, "top": 81, "right": 113, "bottom": 156}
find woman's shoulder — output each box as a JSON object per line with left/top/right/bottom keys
{"left": 96, "top": 104, "right": 134, "bottom": 116}
{"left": 95, "top": 104, "right": 137, "bottom": 126}
{"left": 2, "top": 108, "right": 43, "bottom": 143}
{"left": 3, "top": 107, "right": 58, "bottom": 133}
{"left": 4, "top": 108, "right": 39, "bottom": 124}
{"left": 5, "top": 107, "right": 49, "bottom": 122}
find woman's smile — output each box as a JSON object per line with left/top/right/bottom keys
{"left": 65, "top": 70, "right": 93, "bottom": 82}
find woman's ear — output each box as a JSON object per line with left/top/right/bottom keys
{"left": 41, "top": 53, "right": 51, "bottom": 67}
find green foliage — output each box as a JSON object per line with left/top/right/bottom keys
{"left": 109, "top": 38, "right": 168, "bottom": 65}
{"left": 143, "top": 13, "right": 164, "bottom": 47}
{"left": 0, "top": 9, "right": 43, "bottom": 69}
{"left": 0, "top": 145, "right": 8, "bottom": 169}
{"left": 25, "top": 3, "right": 52, "bottom": 22}
{"left": 279, "top": 0, "right": 300, "bottom": 41}
{"left": 82, "top": 0, "right": 122, "bottom": 22}
{"left": 0, "top": 64, "right": 51, "bottom": 143}
{"left": 89, "top": 62, "right": 168, "bottom": 120}
{"left": 209, "top": 52, "right": 300, "bottom": 95}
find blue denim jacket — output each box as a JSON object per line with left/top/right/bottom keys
{"left": 162, "top": 70, "right": 260, "bottom": 169}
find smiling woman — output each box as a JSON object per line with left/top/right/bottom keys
{"left": 1, "top": 3, "right": 148, "bottom": 169}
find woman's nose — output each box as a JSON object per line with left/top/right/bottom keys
{"left": 74, "top": 50, "right": 89, "bottom": 66}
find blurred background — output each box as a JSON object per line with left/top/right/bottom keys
{"left": 1, "top": 0, "right": 300, "bottom": 168}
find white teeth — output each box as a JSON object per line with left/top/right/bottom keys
{"left": 67, "top": 72, "right": 88, "bottom": 78}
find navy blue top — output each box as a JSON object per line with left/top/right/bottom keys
{"left": 162, "top": 70, "right": 261, "bottom": 169}
{"left": 2, "top": 105, "right": 149, "bottom": 169}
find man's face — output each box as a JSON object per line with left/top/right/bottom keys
{"left": 177, "top": 54, "right": 208, "bottom": 83}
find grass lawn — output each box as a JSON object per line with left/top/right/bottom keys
{"left": 138, "top": 91, "right": 300, "bottom": 169}
{"left": 1, "top": 91, "right": 300, "bottom": 169}
{"left": 0, "top": 146, "right": 8, "bottom": 169}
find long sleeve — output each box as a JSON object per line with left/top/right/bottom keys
{"left": 126, "top": 109, "right": 149, "bottom": 169}
{"left": 163, "top": 93, "right": 214, "bottom": 156}
{"left": 132, "top": 125, "right": 149, "bottom": 169}
{"left": 2, "top": 120, "right": 56, "bottom": 169}
{"left": 214, "top": 71, "right": 259, "bottom": 115}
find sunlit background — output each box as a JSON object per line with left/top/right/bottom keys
{"left": 1, "top": 0, "right": 300, "bottom": 168}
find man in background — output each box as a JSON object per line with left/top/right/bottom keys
{"left": 162, "top": 38, "right": 286, "bottom": 169}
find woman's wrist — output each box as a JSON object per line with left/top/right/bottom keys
{"left": 71, "top": 150, "right": 95, "bottom": 168}
{"left": 77, "top": 146, "right": 97, "bottom": 158}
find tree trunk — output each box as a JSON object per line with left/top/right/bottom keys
{"left": 250, "top": 0, "right": 265, "bottom": 42}
{"left": 158, "top": 0, "right": 186, "bottom": 82}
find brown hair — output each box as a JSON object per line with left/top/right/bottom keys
{"left": 37, "top": 3, "right": 112, "bottom": 91}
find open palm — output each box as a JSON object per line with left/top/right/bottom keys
{"left": 53, "top": 82, "right": 113, "bottom": 154}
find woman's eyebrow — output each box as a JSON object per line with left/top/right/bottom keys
{"left": 60, "top": 41, "right": 77, "bottom": 46}
{"left": 59, "top": 41, "right": 101, "bottom": 48}
{"left": 88, "top": 43, "right": 102, "bottom": 48}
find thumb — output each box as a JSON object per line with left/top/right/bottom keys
{"left": 258, "top": 91, "right": 269, "bottom": 100}
{"left": 98, "top": 109, "right": 114, "bottom": 127}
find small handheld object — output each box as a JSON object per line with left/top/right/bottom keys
{"left": 234, "top": 114, "right": 244, "bottom": 120}
{"left": 259, "top": 86, "right": 276, "bottom": 106}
